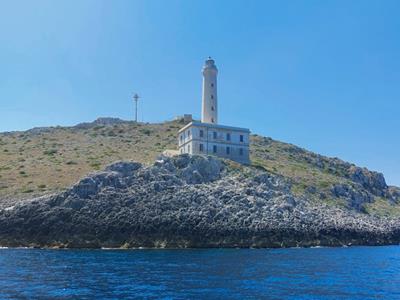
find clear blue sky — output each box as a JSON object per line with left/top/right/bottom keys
{"left": 0, "top": 0, "right": 399, "bottom": 186}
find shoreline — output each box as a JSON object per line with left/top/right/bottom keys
{"left": 0, "top": 243, "right": 399, "bottom": 251}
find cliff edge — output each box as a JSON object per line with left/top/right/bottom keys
{"left": 0, "top": 154, "right": 399, "bottom": 248}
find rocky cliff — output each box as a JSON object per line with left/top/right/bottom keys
{"left": 0, "top": 154, "right": 399, "bottom": 248}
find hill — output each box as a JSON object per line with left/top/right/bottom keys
{"left": 0, "top": 117, "right": 399, "bottom": 218}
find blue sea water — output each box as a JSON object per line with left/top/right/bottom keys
{"left": 0, "top": 246, "right": 400, "bottom": 299}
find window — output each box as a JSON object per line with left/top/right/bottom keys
{"left": 211, "top": 106, "right": 214, "bottom": 111}
{"left": 239, "top": 148, "right": 244, "bottom": 156}
{"left": 213, "top": 145, "right": 217, "bottom": 153}
{"left": 200, "top": 129, "right": 204, "bottom": 138}
{"left": 211, "top": 83, "right": 214, "bottom": 88}
{"left": 226, "top": 146, "right": 230, "bottom": 155}
{"left": 226, "top": 133, "right": 231, "bottom": 141}
{"left": 180, "top": 135, "right": 183, "bottom": 142}
{"left": 188, "top": 130, "right": 191, "bottom": 137}
{"left": 211, "top": 118, "right": 214, "bottom": 123}
{"left": 240, "top": 135, "right": 244, "bottom": 142}
{"left": 188, "top": 145, "right": 190, "bottom": 153}
{"left": 181, "top": 148, "right": 183, "bottom": 154}
{"left": 199, "top": 143, "right": 204, "bottom": 152}
{"left": 211, "top": 95, "right": 214, "bottom": 99}
{"left": 213, "top": 131, "right": 217, "bottom": 139}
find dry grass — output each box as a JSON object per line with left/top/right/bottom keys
{"left": 365, "top": 197, "right": 400, "bottom": 217}
{"left": 0, "top": 121, "right": 181, "bottom": 201}
{"left": 0, "top": 118, "right": 398, "bottom": 217}
{"left": 250, "top": 135, "right": 350, "bottom": 199}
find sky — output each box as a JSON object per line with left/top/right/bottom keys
{"left": 0, "top": 0, "right": 399, "bottom": 186}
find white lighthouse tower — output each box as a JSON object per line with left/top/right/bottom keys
{"left": 177, "top": 57, "right": 250, "bottom": 164}
{"left": 201, "top": 57, "right": 218, "bottom": 124}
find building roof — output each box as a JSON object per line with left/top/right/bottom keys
{"left": 178, "top": 121, "right": 250, "bottom": 133}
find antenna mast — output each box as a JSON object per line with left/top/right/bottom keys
{"left": 133, "top": 93, "right": 140, "bottom": 122}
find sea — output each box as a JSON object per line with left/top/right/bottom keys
{"left": 0, "top": 246, "right": 399, "bottom": 299}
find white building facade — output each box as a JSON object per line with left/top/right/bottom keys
{"left": 178, "top": 58, "right": 250, "bottom": 164}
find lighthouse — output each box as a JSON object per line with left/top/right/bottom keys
{"left": 177, "top": 57, "right": 250, "bottom": 164}
{"left": 201, "top": 57, "right": 218, "bottom": 124}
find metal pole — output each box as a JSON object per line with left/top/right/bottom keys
{"left": 133, "top": 94, "right": 140, "bottom": 122}
{"left": 135, "top": 98, "right": 138, "bottom": 122}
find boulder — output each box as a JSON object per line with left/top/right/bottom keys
{"left": 331, "top": 184, "right": 373, "bottom": 210}
{"left": 174, "top": 155, "right": 224, "bottom": 184}
{"left": 105, "top": 161, "right": 142, "bottom": 177}
{"left": 348, "top": 166, "right": 387, "bottom": 194}
{"left": 71, "top": 177, "right": 98, "bottom": 198}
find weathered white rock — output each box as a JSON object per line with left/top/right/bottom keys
{"left": 0, "top": 154, "right": 399, "bottom": 249}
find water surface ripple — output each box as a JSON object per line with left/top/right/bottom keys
{"left": 1, "top": 246, "right": 400, "bottom": 299}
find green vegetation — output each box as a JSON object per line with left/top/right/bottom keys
{"left": 365, "top": 197, "right": 400, "bottom": 217}
{"left": 43, "top": 149, "right": 58, "bottom": 156}
{"left": 140, "top": 128, "right": 152, "bottom": 135}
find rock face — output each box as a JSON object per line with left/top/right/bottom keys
{"left": 348, "top": 166, "right": 387, "bottom": 194}
{"left": 75, "top": 117, "right": 126, "bottom": 129}
{"left": 331, "top": 184, "right": 374, "bottom": 210}
{"left": 328, "top": 167, "right": 391, "bottom": 210}
{"left": 0, "top": 154, "right": 399, "bottom": 249}
{"left": 388, "top": 187, "right": 400, "bottom": 203}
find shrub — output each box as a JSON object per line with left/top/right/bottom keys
{"left": 43, "top": 149, "right": 57, "bottom": 155}
{"left": 140, "top": 128, "right": 152, "bottom": 136}
{"left": 90, "top": 162, "right": 101, "bottom": 169}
